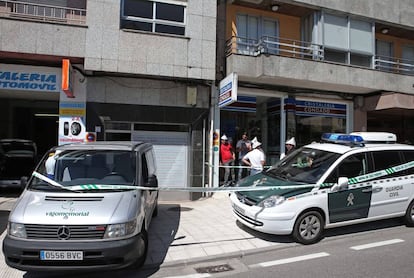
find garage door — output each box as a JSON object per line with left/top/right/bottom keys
{"left": 132, "top": 131, "right": 189, "bottom": 200}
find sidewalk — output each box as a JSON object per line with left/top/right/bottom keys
{"left": 145, "top": 192, "right": 284, "bottom": 267}
{"left": 0, "top": 193, "right": 288, "bottom": 276}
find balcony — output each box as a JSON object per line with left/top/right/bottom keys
{"left": 0, "top": 0, "right": 86, "bottom": 25}
{"left": 226, "top": 35, "right": 414, "bottom": 95}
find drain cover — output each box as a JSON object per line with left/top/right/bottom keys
{"left": 195, "top": 264, "right": 234, "bottom": 274}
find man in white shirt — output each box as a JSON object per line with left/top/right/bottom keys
{"left": 242, "top": 138, "right": 265, "bottom": 176}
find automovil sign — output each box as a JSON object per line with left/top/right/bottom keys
{"left": 0, "top": 64, "right": 60, "bottom": 93}
{"left": 219, "top": 72, "right": 238, "bottom": 108}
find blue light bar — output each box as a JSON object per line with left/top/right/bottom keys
{"left": 321, "top": 133, "right": 364, "bottom": 144}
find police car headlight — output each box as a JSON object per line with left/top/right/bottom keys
{"left": 258, "top": 196, "right": 285, "bottom": 208}
{"left": 8, "top": 222, "right": 27, "bottom": 238}
{"left": 104, "top": 220, "right": 137, "bottom": 238}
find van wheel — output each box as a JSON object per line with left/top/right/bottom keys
{"left": 404, "top": 200, "right": 414, "bottom": 227}
{"left": 132, "top": 227, "right": 148, "bottom": 268}
{"left": 292, "top": 211, "right": 324, "bottom": 245}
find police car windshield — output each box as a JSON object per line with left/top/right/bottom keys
{"left": 29, "top": 150, "right": 136, "bottom": 191}
{"left": 267, "top": 147, "right": 340, "bottom": 184}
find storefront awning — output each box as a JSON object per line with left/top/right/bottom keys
{"left": 365, "top": 92, "right": 414, "bottom": 111}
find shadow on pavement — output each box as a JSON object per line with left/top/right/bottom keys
{"left": 235, "top": 220, "right": 293, "bottom": 243}
{"left": 0, "top": 187, "right": 23, "bottom": 198}
{"left": 236, "top": 217, "right": 405, "bottom": 244}
{"left": 324, "top": 217, "right": 404, "bottom": 239}
{"left": 0, "top": 210, "right": 10, "bottom": 234}
{"left": 20, "top": 203, "right": 182, "bottom": 278}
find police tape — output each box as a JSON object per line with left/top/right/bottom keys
{"left": 31, "top": 160, "right": 414, "bottom": 192}
{"left": 205, "top": 163, "right": 272, "bottom": 169}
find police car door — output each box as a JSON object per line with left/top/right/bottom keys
{"left": 326, "top": 153, "right": 372, "bottom": 223}
{"left": 368, "top": 150, "right": 412, "bottom": 218}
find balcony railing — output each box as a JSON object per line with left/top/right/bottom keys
{"left": 0, "top": 0, "right": 86, "bottom": 25}
{"left": 227, "top": 35, "right": 414, "bottom": 76}
{"left": 374, "top": 55, "right": 414, "bottom": 75}
{"left": 226, "top": 35, "right": 324, "bottom": 60}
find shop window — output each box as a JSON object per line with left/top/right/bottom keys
{"left": 121, "top": 0, "right": 186, "bottom": 36}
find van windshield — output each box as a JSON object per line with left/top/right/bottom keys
{"left": 29, "top": 150, "right": 136, "bottom": 191}
{"left": 265, "top": 147, "right": 340, "bottom": 184}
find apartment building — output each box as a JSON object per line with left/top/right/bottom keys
{"left": 0, "top": 0, "right": 216, "bottom": 200}
{"left": 218, "top": 0, "right": 414, "bottom": 164}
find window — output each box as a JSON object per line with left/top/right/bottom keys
{"left": 371, "top": 151, "right": 402, "bottom": 178}
{"left": 401, "top": 150, "right": 414, "bottom": 175}
{"left": 141, "top": 153, "right": 149, "bottom": 183}
{"left": 375, "top": 40, "right": 394, "bottom": 72}
{"left": 236, "top": 14, "right": 278, "bottom": 55}
{"left": 325, "top": 153, "right": 369, "bottom": 184}
{"left": 401, "top": 45, "right": 414, "bottom": 74}
{"left": 323, "top": 13, "right": 373, "bottom": 67}
{"left": 121, "top": 0, "right": 186, "bottom": 36}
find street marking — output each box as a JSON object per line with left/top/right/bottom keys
{"left": 350, "top": 239, "right": 404, "bottom": 250}
{"left": 249, "top": 252, "right": 330, "bottom": 268}
{"left": 163, "top": 274, "right": 211, "bottom": 278}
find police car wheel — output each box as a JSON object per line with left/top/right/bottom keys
{"left": 404, "top": 200, "right": 414, "bottom": 227}
{"left": 292, "top": 211, "right": 324, "bottom": 245}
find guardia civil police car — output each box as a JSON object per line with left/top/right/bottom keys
{"left": 230, "top": 132, "right": 414, "bottom": 244}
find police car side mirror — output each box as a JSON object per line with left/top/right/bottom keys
{"left": 331, "top": 177, "right": 349, "bottom": 192}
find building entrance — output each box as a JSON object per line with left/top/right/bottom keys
{"left": 0, "top": 98, "right": 58, "bottom": 159}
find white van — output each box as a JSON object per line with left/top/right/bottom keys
{"left": 230, "top": 132, "right": 414, "bottom": 244}
{"left": 2, "top": 141, "right": 158, "bottom": 271}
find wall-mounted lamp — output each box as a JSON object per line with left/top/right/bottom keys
{"left": 271, "top": 4, "right": 279, "bottom": 12}
{"left": 380, "top": 28, "right": 389, "bottom": 34}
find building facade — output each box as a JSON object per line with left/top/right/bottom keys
{"left": 218, "top": 0, "right": 414, "bottom": 167}
{"left": 0, "top": 0, "right": 216, "bottom": 200}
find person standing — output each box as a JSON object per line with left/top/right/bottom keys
{"left": 220, "top": 134, "right": 235, "bottom": 183}
{"left": 236, "top": 132, "right": 251, "bottom": 180}
{"left": 242, "top": 137, "right": 265, "bottom": 176}
{"left": 280, "top": 137, "right": 296, "bottom": 160}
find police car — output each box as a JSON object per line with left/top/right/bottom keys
{"left": 230, "top": 132, "right": 414, "bottom": 244}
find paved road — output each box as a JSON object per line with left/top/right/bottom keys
{"left": 0, "top": 190, "right": 292, "bottom": 277}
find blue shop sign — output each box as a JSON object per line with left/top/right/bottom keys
{"left": 0, "top": 71, "right": 59, "bottom": 92}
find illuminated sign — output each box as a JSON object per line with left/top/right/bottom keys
{"left": 219, "top": 72, "right": 238, "bottom": 108}
{"left": 61, "top": 59, "right": 74, "bottom": 98}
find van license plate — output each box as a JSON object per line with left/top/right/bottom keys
{"left": 40, "top": 250, "right": 83, "bottom": 260}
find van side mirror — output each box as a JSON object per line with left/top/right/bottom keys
{"left": 20, "top": 176, "right": 28, "bottom": 190}
{"left": 331, "top": 177, "right": 349, "bottom": 192}
{"left": 146, "top": 175, "right": 158, "bottom": 188}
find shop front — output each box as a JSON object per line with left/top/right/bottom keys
{"left": 219, "top": 88, "right": 353, "bottom": 177}
{"left": 0, "top": 64, "right": 61, "bottom": 158}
